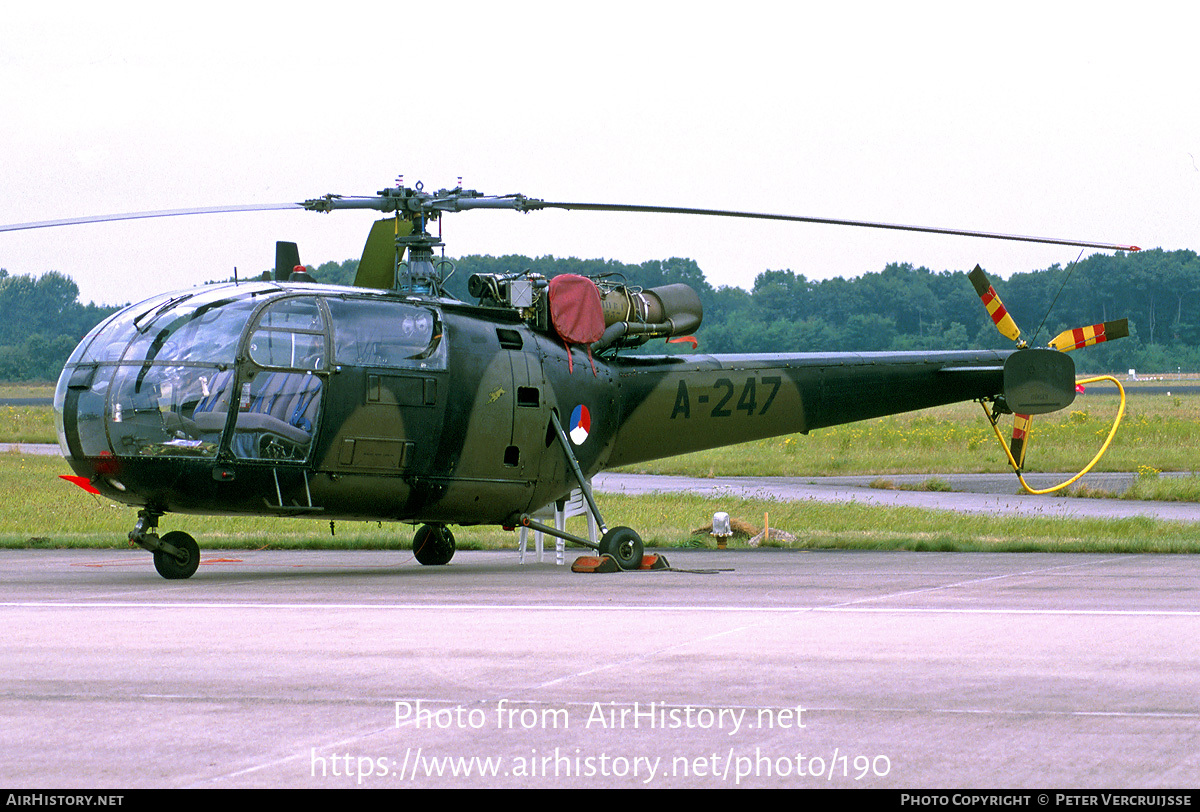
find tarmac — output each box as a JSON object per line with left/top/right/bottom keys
{"left": 4, "top": 548, "right": 1200, "bottom": 788}
{"left": 6, "top": 444, "right": 1200, "bottom": 788}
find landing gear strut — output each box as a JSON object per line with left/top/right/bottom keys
{"left": 514, "top": 412, "right": 648, "bottom": 570}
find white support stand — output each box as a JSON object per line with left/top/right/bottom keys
{"left": 518, "top": 485, "right": 598, "bottom": 565}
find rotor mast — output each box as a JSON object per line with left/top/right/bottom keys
{"left": 301, "top": 182, "right": 543, "bottom": 295}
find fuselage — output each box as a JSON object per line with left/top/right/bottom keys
{"left": 56, "top": 281, "right": 1049, "bottom": 527}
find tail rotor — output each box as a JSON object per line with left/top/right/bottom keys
{"left": 968, "top": 264, "right": 1129, "bottom": 477}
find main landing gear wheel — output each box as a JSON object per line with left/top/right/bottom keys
{"left": 153, "top": 531, "right": 200, "bottom": 580}
{"left": 599, "top": 526, "right": 644, "bottom": 570}
{"left": 413, "top": 524, "right": 456, "bottom": 566}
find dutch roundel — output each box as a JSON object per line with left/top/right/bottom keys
{"left": 569, "top": 404, "right": 591, "bottom": 445}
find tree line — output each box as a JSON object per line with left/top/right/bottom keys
{"left": 2, "top": 247, "right": 1197, "bottom": 381}
{"left": 318, "top": 248, "right": 1199, "bottom": 372}
{"left": 0, "top": 270, "right": 121, "bottom": 382}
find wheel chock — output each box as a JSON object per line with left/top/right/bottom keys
{"left": 641, "top": 553, "right": 670, "bottom": 570}
{"left": 571, "top": 555, "right": 620, "bottom": 573}
{"left": 571, "top": 553, "right": 671, "bottom": 573}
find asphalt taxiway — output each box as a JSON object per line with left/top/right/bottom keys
{"left": 4, "top": 548, "right": 1200, "bottom": 788}
{"left": 595, "top": 472, "right": 1200, "bottom": 522}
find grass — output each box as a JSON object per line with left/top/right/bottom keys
{"left": 1061, "top": 471, "right": 1200, "bottom": 503}
{"left": 0, "top": 383, "right": 54, "bottom": 400}
{"left": 1124, "top": 474, "right": 1200, "bottom": 502}
{"left": 6, "top": 453, "right": 1200, "bottom": 554}
{"left": 0, "top": 404, "right": 58, "bottom": 444}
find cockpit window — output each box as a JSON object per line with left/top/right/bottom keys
{"left": 69, "top": 291, "right": 178, "bottom": 365}
{"left": 56, "top": 284, "right": 321, "bottom": 460}
{"left": 325, "top": 298, "right": 445, "bottom": 370}
{"left": 125, "top": 297, "right": 260, "bottom": 366}
{"left": 247, "top": 297, "right": 327, "bottom": 370}
{"left": 256, "top": 297, "right": 323, "bottom": 330}
{"left": 105, "top": 364, "right": 230, "bottom": 457}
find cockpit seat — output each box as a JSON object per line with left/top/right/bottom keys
{"left": 190, "top": 369, "right": 235, "bottom": 436}
{"left": 186, "top": 369, "right": 322, "bottom": 458}
{"left": 234, "top": 371, "right": 323, "bottom": 445}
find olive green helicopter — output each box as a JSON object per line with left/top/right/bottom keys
{"left": 3, "top": 181, "right": 1137, "bottom": 578}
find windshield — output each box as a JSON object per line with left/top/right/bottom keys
{"left": 57, "top": 284, "right": 286, "bottom": 459}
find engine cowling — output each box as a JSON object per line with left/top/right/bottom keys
{"left": 594, "top": 283, "right": 703, "bottom": 351}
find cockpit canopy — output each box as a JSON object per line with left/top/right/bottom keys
{"left": 56, "top": 283, "right": 445, "bottom": 462}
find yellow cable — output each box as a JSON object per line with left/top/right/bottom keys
{"left": 983, "top": 375, "right": 1126, "bottom": 495}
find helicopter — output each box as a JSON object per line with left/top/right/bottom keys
{"left": 7, "top": 181, "right": 1138, "bottom": 579}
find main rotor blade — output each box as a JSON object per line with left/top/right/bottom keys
{"left": 1, "top": 187, "right": 1142, "bottom": 255}
{"left": 531, "top": 201, "right": 1141, "bottom": 252}
{"left": 0, "top": 203, "right": 302, "bottom": 233}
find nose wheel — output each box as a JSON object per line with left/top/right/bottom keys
{"left": 152, "top": 531, "right": 201, "bottom": 580}
{"left": 129, "top": 511, "right": 201, "bottom": 580}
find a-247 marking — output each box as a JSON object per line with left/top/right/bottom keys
{"left": 670, "top": 376, "right": 782, "bottom": 419}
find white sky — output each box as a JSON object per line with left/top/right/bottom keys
{"left": 1, "top": 2, "right": 1196, "bottom": 305}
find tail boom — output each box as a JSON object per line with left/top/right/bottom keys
{"left": 603, "top": 348, "right": 1074, "bottom": 468}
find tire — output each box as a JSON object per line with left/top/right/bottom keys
{"left": 599, "top": 526, "right": 644, "bottom": 570}
{"left": 153, "top": 531, "right": 201, "bottom": 580}
{"left": 413, "top": 524, "right": 455, "bottom": 566}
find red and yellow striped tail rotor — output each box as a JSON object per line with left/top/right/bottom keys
{"left": 964, "top": 266, "right": 1131, "bottom": 476}
{"left": 1047, "top": 319, "right": 1129, "bottom": 352}
{"left": 968, "top": 265, "right": 1023, "bottom": 344}
{"left": 1009, "top": 413, "right": 1032, "bottom": 469}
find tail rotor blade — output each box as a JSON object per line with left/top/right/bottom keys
{"left": 1010, "top": 414, "right": 1032, "bottom": 469}
{"left": 968, "top": 265, "right": 1023, "bottom": 345}
{"left": 1048, "top": 319, "right": 1130, "bottom": 352}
